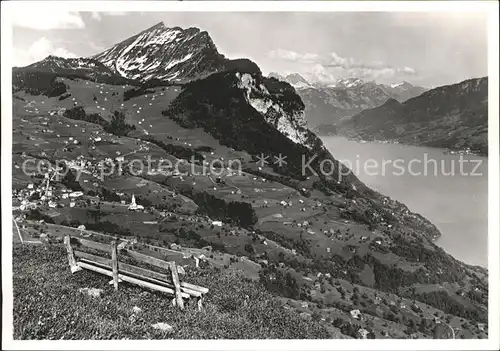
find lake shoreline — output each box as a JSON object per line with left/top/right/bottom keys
{"left": 317, "top": 132, "right": 488, "bottom": 157}
{"left": 321, "top": 136, "right": 488, "bottom": 268}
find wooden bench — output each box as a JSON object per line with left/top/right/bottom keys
{"left": 64, "top": 235, "right": 208, "bottom": 310}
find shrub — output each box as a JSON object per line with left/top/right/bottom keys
{"left": 25, "top": 209, "right": 55, "bottom": 224}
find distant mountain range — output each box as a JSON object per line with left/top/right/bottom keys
{"left": 333, "top": 77, "right": 488, "bottom": 155}
{"left": 268, "top": 72, "right": 427, "bottom": 128}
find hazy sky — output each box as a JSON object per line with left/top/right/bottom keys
{"left": 11, "top": 11, "right": 488, "bottom": 87}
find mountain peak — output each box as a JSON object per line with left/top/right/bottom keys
{"left": 146, "top": 21, "right": 166, "bottom": 31}
{"left": 268, "top": 72, "right": 312, "bottom": 89}
{"left": 285, "top": 73, "right": 309, "bottom": 84}
{"left": 335, "top": 77, "right": 365, "bottom": 88}
{"left": 389, "top": 81, "right": 414, "bottom": 89}
{"left": 283, "top": 73, "right": 311, "bottom": 89}
{"left": 92, "top": 23, "right": 226, "bottom": 82}
{"left": 268, "top": 72, "right": 284, "bottom": 80}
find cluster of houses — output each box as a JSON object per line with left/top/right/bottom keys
{"left": 22, "top": 99, "right": 44, "bottom": 115}
{"left": 48, "top": 107, "right": 66, "bottom": 117}
{"left": 13, "top": 179, "right": 98, "bottom": 213}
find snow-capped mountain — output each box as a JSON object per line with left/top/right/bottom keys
{"left": 92, "top": 22, "right": 229, "bottom": 83}
{"left": 282, "top": 73, "right": 312, "bottom": 90}
{"left": 268, "top": 72, "right": 313, "bottom": 89}
{"left": 381, "top": 81, "right": 427, "bottom": 102}
{"left": 334, "top": 77, "right": 365, "bottom": 89}
{"left": 270, "top": 73, "right": 427, "bottom": 128}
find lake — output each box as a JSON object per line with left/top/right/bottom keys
{"left": 321, "top": 136, "right": 488, "bottom": 268}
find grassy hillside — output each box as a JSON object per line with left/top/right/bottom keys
{"left": 12, "top": 244, "right": 330, "bottom": 340}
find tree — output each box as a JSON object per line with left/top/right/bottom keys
{"left": 244, "top": 243, "right": 255, "bottom": 254}
{"left": 333, "top": 318, "right": 344, "bottom": 328}
{"left": 105, "top": 111, "right": 136, "bottom": 136}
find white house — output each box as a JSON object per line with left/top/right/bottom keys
{"left": 350, "top": 309, "right": 361, "bottom": 319}
{"left": 358, "top": 328, "right": 369, "bottom": 339}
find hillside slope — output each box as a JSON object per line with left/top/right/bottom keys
{"left": 335, "top": 77, "right": 488, "bottom": 155}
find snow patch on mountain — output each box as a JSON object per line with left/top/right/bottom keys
{"left": 268, "top": 72, "right": 313, "bottom": 90}
{"left": 290, "top": 81, "right": 314, "bottom": 90}
{"left": 164, "top": 53, "right": 193, "bottom": 70}
{"left": 390, "top": 82, "right": 404, "bottom": 88}
{"left": 336, "top": 78, "right": 365, "bottom": 88}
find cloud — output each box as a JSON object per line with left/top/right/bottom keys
{"left": 88, "top": 11, "right": 129, "bottom": 22}
{"left": 91, "top": 12, "right": 102, "bottom": 21}
{"left": 89, "top": 11, "right": 128, "bottom": 20}
{"left": 402, "top": 66, "right": 416, "bottom": 74}
{"left": 13, "top": 37, "right": 78, "bottom": 67}
{"left": 304, "top": 64, "right": 336, "bottom": 83}
{"left": 12, "top": 10, "right": 85, "bottom": 30}
{"left": 268, "top": 49, "right": 319, "bottom": 64}
{"left": 267, "top": 48, "right": 417, "bottom": 84}
{"left": 105, "top": 12, "right": 128, "bottom": 16}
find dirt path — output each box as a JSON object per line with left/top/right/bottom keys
{"left": 12, "top": 218, "right": 41, "bottom": 245}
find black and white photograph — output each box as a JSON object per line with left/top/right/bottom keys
{"left": 1, "top": 1, "right": 499, "bottom": 349}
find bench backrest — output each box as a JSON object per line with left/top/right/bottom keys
{"left": 64, "top": 235, "right": 208, "bottom": 309}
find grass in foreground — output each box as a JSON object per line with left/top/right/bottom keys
{"left": 13, "top": 244, "right": 330, "bottom": 340}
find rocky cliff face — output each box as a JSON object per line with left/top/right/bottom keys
{"left": 236, "top": 73, "right": 311, "bottom": 147}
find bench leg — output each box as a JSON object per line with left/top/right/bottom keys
{"left": 108, "top": 278, "right": 123, "bottom": 285}
{"left": 64, "top": 236, "right": 82, "bottom": 273}
{"left": 70, "top": 265, "right": 82, "bottom": 274}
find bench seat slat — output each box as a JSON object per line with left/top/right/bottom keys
{"left": 76, "top": 261, "right": 191, "bottom": 299}
{"left": 76, "top": 255, "right": 203, "bottom": 297}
